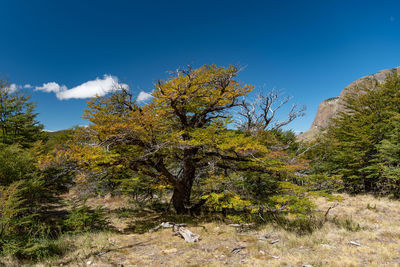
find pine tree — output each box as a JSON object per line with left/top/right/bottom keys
{"left": 0, "top": 80, "right": 72, "bottom": 259}
{"left": 323, "top": 73, "right": 400, "bottom": 193}
{"left": 376, "top": 114, "right": 400, "bottom": 196}
{"left": 0, "top": 80, "right": 46, "bottom": 147}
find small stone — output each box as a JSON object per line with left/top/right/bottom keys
{"left": 162, "top": 248, "right": 178, "bottom": 254}
{"left": 321, "top": 243, "right": 337, "bottom": 249}
{"left": 87, "top": 261, "right": 92, "bottom": 265}
{"left": 349, "top": 241, "right": 361, "bottom": 246}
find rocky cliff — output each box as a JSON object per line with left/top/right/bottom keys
{"left": 298, "top": 66, "right": 400, "bottom": 141}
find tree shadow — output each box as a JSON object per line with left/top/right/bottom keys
{"left": 111, "top": 206, "right": 224, "bottom": 234}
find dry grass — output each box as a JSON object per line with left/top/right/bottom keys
{"left": 7, "top": 194, "right": 400, "bottom": 267}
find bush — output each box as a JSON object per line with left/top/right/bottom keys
{"left": 0, "top": 182, "right": 27, "bottom": 236}
{"left": 2, "top": 237, "right": 66, "bottom": 262}
{"left": 0, "top": 145, "right": 74, "bottom": 261}
{"left": 64, "top": 202, "right": 109, "bottom": 234}
{"left": 0, "top": 182, "right": 67, "bottom": 261}
{"left": 0, "top": 144, "right": 37, "bottom": 186}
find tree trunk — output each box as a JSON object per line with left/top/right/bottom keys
{"left": 171, "top": 148, "right": 197, "bottom": 214}
{"left": 172, "top": 183, "right": 191, "bottom": 214}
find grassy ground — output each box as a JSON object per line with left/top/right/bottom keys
{"left": 3, "top": 194, "right": 400, "bottom": 267}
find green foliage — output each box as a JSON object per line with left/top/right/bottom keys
{"left": 77, "top": 83, "right": 312, "bottom": 218}
{"left": 0, "top": 80, "right": 78, "bottom": 261}
{"left": 17, "top": 238, "right": 65, "bottom": 261}
{"left": 0, "top": 182, "right": 30, "bottom": 240}
{"left": 2, "top": 236, "right": 66, "bottom": 262}
{"left": 0, "top": 80, "right": 47, "bottom": 147}
{"left": 271, "top": 215, "right": 325, "bottom": 235}
{"left": 330, "top": 216, "right": 361, "bottom": 232}
{"left": 73, "top": 64, "right": 312, "bottom": 216}
{"left": 202, "top": 192, "right": 251, "bottom": 212}
{"left": 0, "top": 140, "right": 99, "bottom": 261}
{"left": 271, "top": 129, "right": 300, "bottom": 153}
{"left": 252, "top": 180, "right": 317, "bottom": 218}
{"left": 0, "top": 144, "right": 72, "bottom": 212}
{"left": 43, "top": 128, "right": 75, "bottom": 152}
{"left": 64, "top": 202, "right": 109, "bottom": 234}
{"left": 308, "top": 73, "right": 400, "bottom": 195}
{"left": 0, "top": 144, "right": 36, "bottom": 186}
{"left": 375, "top": 115, "right": 400, "bottom": 197}
{"left": 366, "top": 203, "right": 378, "bottom": 211}
{"left": 303, "top": 174, "right": 344, "bottom": 192}
{"left": 0, "top": 181, "right": 67, "bottom": 261}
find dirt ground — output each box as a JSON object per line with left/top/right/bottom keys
{"left": 8, "top": 193, "right": 400, "bottom": 267}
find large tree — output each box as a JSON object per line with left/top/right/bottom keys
{"left": 78, "top": 65, "right": 307, "bottom": 214}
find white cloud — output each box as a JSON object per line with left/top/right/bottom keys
{"left": 36, "top": 82, "right": 67, "bottom": 93}
{"left": 137, "top": 91, "right": 153, "bottom": 102}
{"left": 9, "top": 83, "right": 18, "bottom": 92}
{"left": 35, "top": 75, "right": 127, "bottom": 100}
{"left": 8, "top": 83, "right": 31, "bottom": 92}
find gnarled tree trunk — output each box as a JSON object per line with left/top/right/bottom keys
{"left": 171, "top": 149, "right": 196, "bottom": 214}
{"left": 172, "top": 183, "right": 191, "bottom": 214}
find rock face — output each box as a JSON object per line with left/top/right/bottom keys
{"left": 298, "top": 66, "right": 400, "bottom": 141}
{"left": 298, "top": 97, "right": 340, "bottom": 141}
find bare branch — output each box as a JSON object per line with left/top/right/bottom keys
{"left": 237, "top": 89, "right": 306, "bottom": 134}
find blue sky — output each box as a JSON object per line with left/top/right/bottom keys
{"left": 1, "top": 0, "right": 400, "bottom": 132}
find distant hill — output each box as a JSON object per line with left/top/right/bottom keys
{"left": 46, "top": 129, "right": 74, "bottom": 138}
{"left": 298, "top": 66, "right": 400, "bottom": 141}
{"left": 43, "top": 128, "right": 75, "bottom": 150}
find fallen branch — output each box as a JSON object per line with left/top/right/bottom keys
{"left": 228, "top": 223, "right": 254, "bottom": 233}
{"left": 149, "top": 222, "right": 200, "bottom": 243}
{"left": 174, "top": 227, "right": 200, "bottom": 243}
{"left": 228, "top": 223, "right": 254, "bottom": 228}
{"left": 149, "top": 222, "right": 186, "bottom": 233}
{"left": 324, "top": 203, "right": 339, "bottom": 222}
{"left": 270, "top": 239, "right": 280, "bottom": 244}
{"left": 231, "top": 246, "right": 245, "bottom": 254}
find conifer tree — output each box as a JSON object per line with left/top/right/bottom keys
{"left": 0, "top": 80, "right": 46, "bottom": 147}
{"left": 322, "top": 74, "right": 400, "bottom": 193}
{"left": 376, "top": 114, "right": 400, "bottom": 196}
{"left": 0, "top": 80, "right": 72, "bottom": 259}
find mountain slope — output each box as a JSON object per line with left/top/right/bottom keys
{"left": 298, "top": 66, "right": 400, "bottom": 141}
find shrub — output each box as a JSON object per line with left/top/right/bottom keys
{"left": 64, "top": 202, "right": 109, "bottom": 234}
{"left": 0, "top": 182, "right": 67, "bottom": 261}
{"left": 0, "top": 181, "right": 30, "bottom": 240}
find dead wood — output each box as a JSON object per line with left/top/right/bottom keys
{"left": 149, "top": 222, "right": 186, "bottom": 233}
{"left": 324, "top": 203, "right": 339, "bottom": 222}
{"left": 149, "top": 222, "right": 200, "bottom": 242}
{"left": 174, "top": 227, "right": 200, "bottom": 243}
